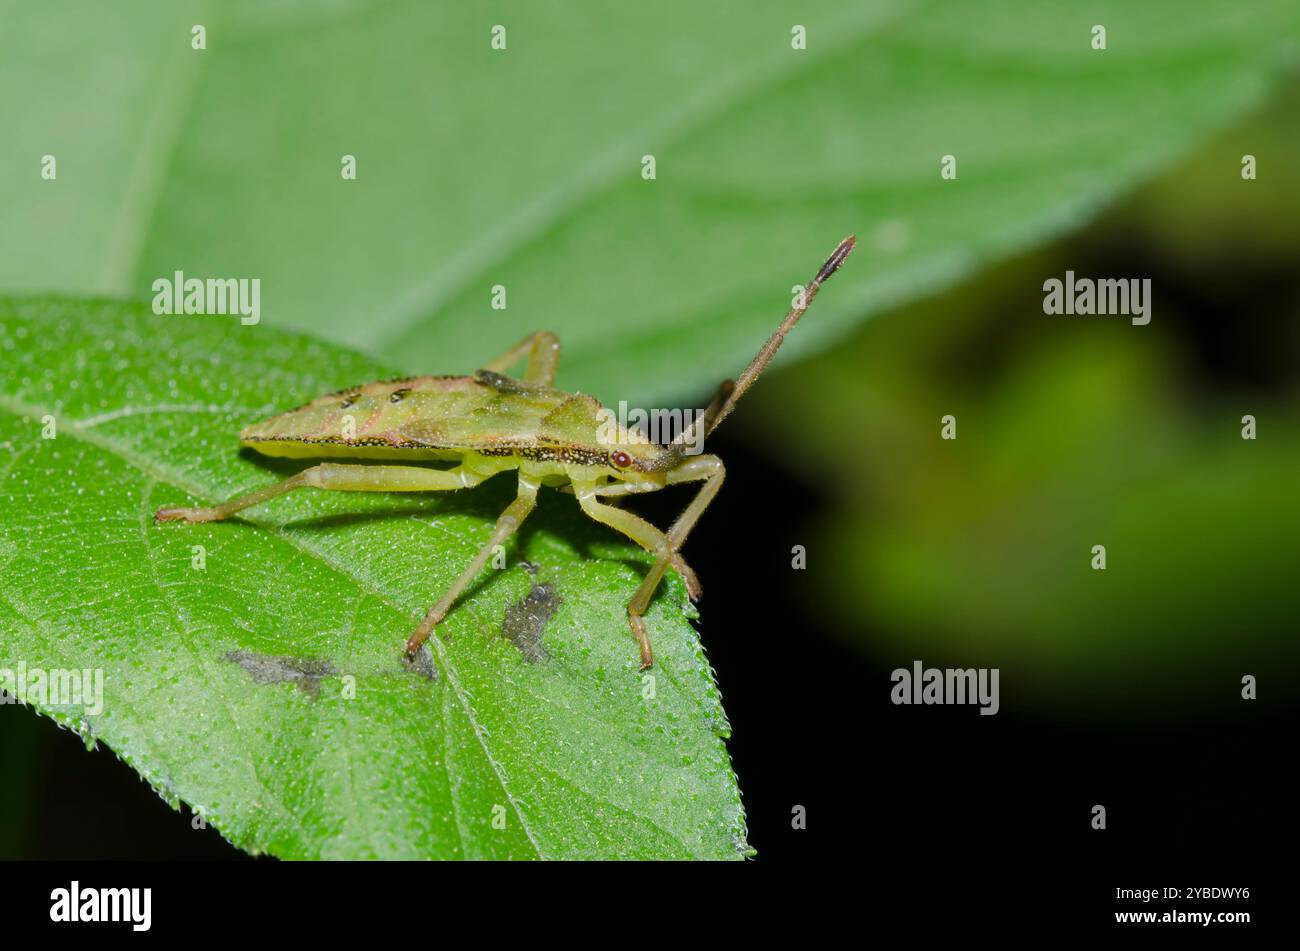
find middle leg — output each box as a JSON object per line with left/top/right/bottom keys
{"left": 404, "top": 474, "right": 540, "bottom": 656}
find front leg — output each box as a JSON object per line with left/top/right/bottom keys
{"left": 573, "top": 489, "right": 670, "bottom": 669}
{"left": 573, "top": 457, "right": 724, "bottom": 668}
{"left": 562, "top": 480, "right": 702, "bottom": 599}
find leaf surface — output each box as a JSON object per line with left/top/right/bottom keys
{"left": 0, "top": 297, "right": 747, "bottom": 859}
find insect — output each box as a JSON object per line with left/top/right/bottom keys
{"left": 156, "top": 236, "right": 857, "bottom": 668}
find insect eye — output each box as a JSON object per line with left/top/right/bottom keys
{"left": 389, "top": 388, "right": 411, "bottom": 404}
{"left": 611, "top": 450, "right": 632, "bottom": 469}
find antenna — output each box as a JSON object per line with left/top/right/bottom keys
{"left": 673, "top": 235, "right": 856, "bottom": 451}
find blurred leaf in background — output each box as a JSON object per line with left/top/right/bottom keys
{"left": 747, "top": 83, "right": 1300, "bottom": 712}
{"left": 1, "top": 1, "right": 1296, "bottom": 406}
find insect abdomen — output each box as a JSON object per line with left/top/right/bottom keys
{"left": 239, "top": 375, "right": 615, "bottom": 462}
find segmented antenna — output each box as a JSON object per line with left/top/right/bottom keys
{"left": 672, "top": 235, "right": 856, "bottom": 451}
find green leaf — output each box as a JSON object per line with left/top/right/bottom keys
{"left": 0, "top": 297, "right": 748, "bottom": 860}
{"left": 2, "top": 2, "right": 1296, "bottom": 407}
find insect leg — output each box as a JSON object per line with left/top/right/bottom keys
{"left": 663, "top": 454, "right": 726, "bottom": 551}
{"left": 596, "top": 455, "right": 726, "bottom": 666}
{"left": 480, "top": 330, "right": 561, "bottom": 386}
{"left": 624, "top": 457, "right": 724, "bottom": 654}
{"left": 154, "top": 463, "right": 486, "bottom": 523}
{"left": 404, "top": 475, "right": 540, "bottom": 656}
{"left": 574, "top": 487, "right": 687, "bottom": 669}
{"left": 669, "top": 555, "right": 701, "bottom": 603}
{"left": 641, "top": 454, "right": 729, "bottom": 600}
{"left": 568, "top": 480, "right": 702, "bottom": 600}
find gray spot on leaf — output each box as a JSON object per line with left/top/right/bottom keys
{"left": 501, "top": 580, "right": 560, "bottom": 663}
{"left": 401, "top": 643, "right": 439, "bottom": 682}
{"left": 225, "top": 649, "right": 337, "bottom": 698}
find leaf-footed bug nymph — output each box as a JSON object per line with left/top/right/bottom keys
{"left": 155, "top": 237, "right": 857, "bottom": 669}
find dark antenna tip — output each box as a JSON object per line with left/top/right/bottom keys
{"left": 694, "top": 235, "right": 858, "bottom": 441}
{"left": 815, "top": 235, "right": 857, "bottom": 285}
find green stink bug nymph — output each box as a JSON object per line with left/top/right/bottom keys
{"left": 156, "top": 237, "right": 856, "bottom": 668}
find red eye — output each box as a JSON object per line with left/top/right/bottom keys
{"left": 611, "top": 451, "right": 632, "bottom": 468}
